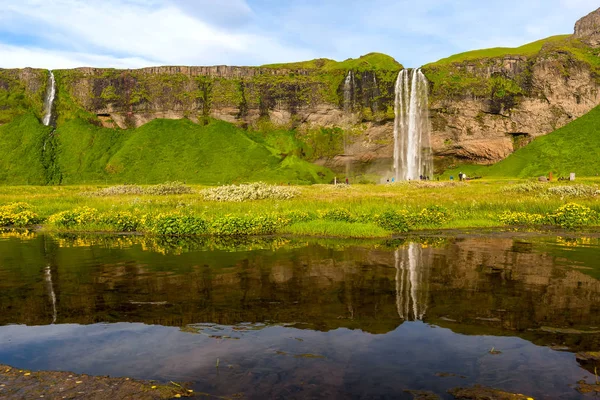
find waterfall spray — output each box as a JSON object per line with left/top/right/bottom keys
{"left": 392, "top": 69, "right": 433, "bottom": 181}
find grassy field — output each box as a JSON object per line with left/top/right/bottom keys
{"left": 1, "top": 179, "right": 599, "bottom": 238}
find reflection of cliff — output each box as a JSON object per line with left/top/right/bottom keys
{"left": 1, "top": 234, "right": 600, "bottom": 348}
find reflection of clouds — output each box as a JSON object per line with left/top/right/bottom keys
{"left": 45, "top": 265, "right": 57, "bottom": 324}
{"left": 395, "top": 243, "right": 430, "bottom": 321}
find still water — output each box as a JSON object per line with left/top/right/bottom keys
{"left": 1, "top": 230, "right": 600, "bottom": 399}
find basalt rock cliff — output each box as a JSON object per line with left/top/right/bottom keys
{"left": 1, "top": 9, "right": 600, "bottom": 175}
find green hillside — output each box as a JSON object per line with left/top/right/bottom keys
{"left": 445, "top": 106, "right": 600, "bottom": 178}
{"left": 262, "top": 52, "right": 402, "bottom": 72}
{"left": 0, "top": 115, "right": 334, "bottom": 185}
{"left": 428, "top": 35, "right": 570, "bottom": 66}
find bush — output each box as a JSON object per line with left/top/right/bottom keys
{"left": 99, "top": 211, "right": 141, "bottom": 232}
{"left": 210, "top": 215, "right": 278, "bottom": 236}
{"left": 549, "top": 203, "right": 598, "bottom": 229}
{"left": 86, "top": 185, "right": 145, "bottom": 196}
{"left": 48, "top": 207, "right": 99, "bottom": 228}
{"left": 319, "top": 208, "right": 353, "bottom": 222}
{"left": 0, "top": 202, "right": 40, "bottom": 227}
{"left": 499, "top": 211, "right": 547, "bottom": 226}
{"left": 201, "top": 182, "right": 299, "bottom": 202}
{"left": 374, "top": 210, "right": 410, "bottom": 232}
{"left": 547, "top": 185, "right": 599, "bottom": 198}
{"left": 501, "top": 182, "right": 546, "bottom": 193}
{"left": 415, "top": 206, "right": 451, "bottom": 225}
{"left": 280, "top": 210, "right": 316, "bottom": 224}
{"left": 85, "top": 182, "right": 193, "bottom": 197}
{"left": 144, "top": 182, "right": 193, "bottom": 195}
{"left": 148, "top": 214, "right": 208, "bottom": 236}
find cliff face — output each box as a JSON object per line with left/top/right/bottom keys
{"left": 1, "top": 10, "right": 600, "bottom": 172}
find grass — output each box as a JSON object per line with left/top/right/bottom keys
{"left": 281, "top": 220, "right": 390, "bottom": 238}
{"left": 443, "top": 105, "right": 600, "bottom": 178}
{"left": 262, "top": 53, "right": 402, "bottom": 72}
{"left": 0, "top": 115, "right": 334, "bottom": 186}
{"left": 1, "top": 179, "right": 599, "bottom": 238}
{"left": 427, "top": 35, "right": 571, "bottom": 66}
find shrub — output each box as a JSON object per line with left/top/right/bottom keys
{"left": 210, "top": 215, "right": 278, "bottom": 236}
{"left": 86, "top": 185, "right": 144, "bottom": 196}
{"left": 201, "top": 182, "right": 299, "bottom": 202}
{"left": 415, "top": 206, "right": 451, "bottom": 225}
{"left": 547, "top": 185, "right": 599, "bottom": 198}
{"left": 501, "top": 182, "right": 546, "bottom": 193}
{"left": 374, "top": 210, "right": 410, "bottom": 232}
{"left": 99, "top": 211, "right": 141, "bottom": 232}
{"left": 148, "top": 214, "right": 208, "bottom": 236}
{"left": 319, "top": 208, "right": 354, "bottom": 222}
{"left": 279, "top": 210, "right": 316, "bottom": 224}
{"left": 48, "top": 207, "right": 99, "bottom": 228}
{"left": 144, "top": 182, "right": 193, "bottom": 195}
{"left": 499, "top": 211, "right": 547, "bottom": 226}
{"left": 549, "top": 203, "right": 598, "bottom": 229}
{"left": 0, "top": 202, "right": 40, "bottom": 227}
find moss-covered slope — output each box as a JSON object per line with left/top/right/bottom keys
{"left": 2, "top": 115, "right": 333, "bottom": 185}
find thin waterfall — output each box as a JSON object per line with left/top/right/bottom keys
{"left": 42, "top": 70, "right": 56, "bottom": 126}
{"left": 342, "top": 71, "right": 355, "bottom": 178}
{"left": 394, "top": 243, "right": 430, "bottom": 321}
{"left": 343, "top": 71, "right": 354, "bottom": 112}
{"left": 392, "top": 69, "right": 433, "bottom": 181}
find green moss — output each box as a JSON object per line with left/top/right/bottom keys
{"left": 262, "top": 52, "right": 402, "bottom": 72}
{"left": 0, "top": 69, "right": 47, "bottom": 123}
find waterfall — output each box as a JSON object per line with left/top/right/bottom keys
{"left": 343, "top": 71, "right": 354, "bottom": 112}
{"left": 392, "top": 69, "right": 433, "bottom": 181}
{"left": 42, "top": 70, "right": 56, "bottom": 126}
{"left": 394, "top": 243, "right": 430, "bottom": 321}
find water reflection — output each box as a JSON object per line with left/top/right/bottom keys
{"left": 1, "top": 231, "right": 600, "bottom": 398}
{"left": 43, "top": 265, "right": 57, "bottom": 324}
{"left": 395, "top": 243, "right": 430, "bottom": 321}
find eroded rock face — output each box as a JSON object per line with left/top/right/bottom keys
{"left": 575, "top": 7, "right": 600, "bottom": 47}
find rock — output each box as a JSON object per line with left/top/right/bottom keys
{"left": 538, "top": 176, "right": 548, "bottom": 182}
{"left": 575, "top": 7, "right": 600, "bottom": 47}
{"left": 576, "top": 351, "right": 600, "bottom": 362}
{"left": 448, "top": 385, "right": 533, "bottom": 399}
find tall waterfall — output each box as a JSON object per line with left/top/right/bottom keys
{"left": 343, "top": 70, "right": 354, "bottom": 112}
{"left": 394, "top": 243, "right": 430, "bottom": 321}
{"left": 392, "top": 69, "right": 433, "bottom": 181}
{"left": 42, "top": 70, "right": 56, "bottom": 126}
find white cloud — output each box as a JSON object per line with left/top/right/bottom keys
{"left": 0, "top": 0, "right": 598, "bottom": 69}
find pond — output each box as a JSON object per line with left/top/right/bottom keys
{"left": 1, "top": 230, "right": 600, "bottom": 399}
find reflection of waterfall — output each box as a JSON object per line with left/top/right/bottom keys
{"left": 392, "top": 69, "right": 433, "bottom": 181}
{"left": 394, "top": 243, "right": 429, "bottom": 321}
{"left": 45, "top": 265, "right": 57, "bottom": 324}
{"left": 42, "top": 71, "right": 56, "bottom": 127}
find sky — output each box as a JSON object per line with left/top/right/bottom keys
{"left": 0, "top": 0, "right": 598, "bottom": 69}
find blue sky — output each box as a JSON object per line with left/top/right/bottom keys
{"left": 0, "top": 0, "right": 598, "bottom": 69}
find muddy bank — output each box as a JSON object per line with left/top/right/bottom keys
{"left": 0, "top": 364, "right": 192, "bottom": 399}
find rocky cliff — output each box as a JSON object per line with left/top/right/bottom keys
{"left": 1, "top": 9, "right": 600, "bottom": 173}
